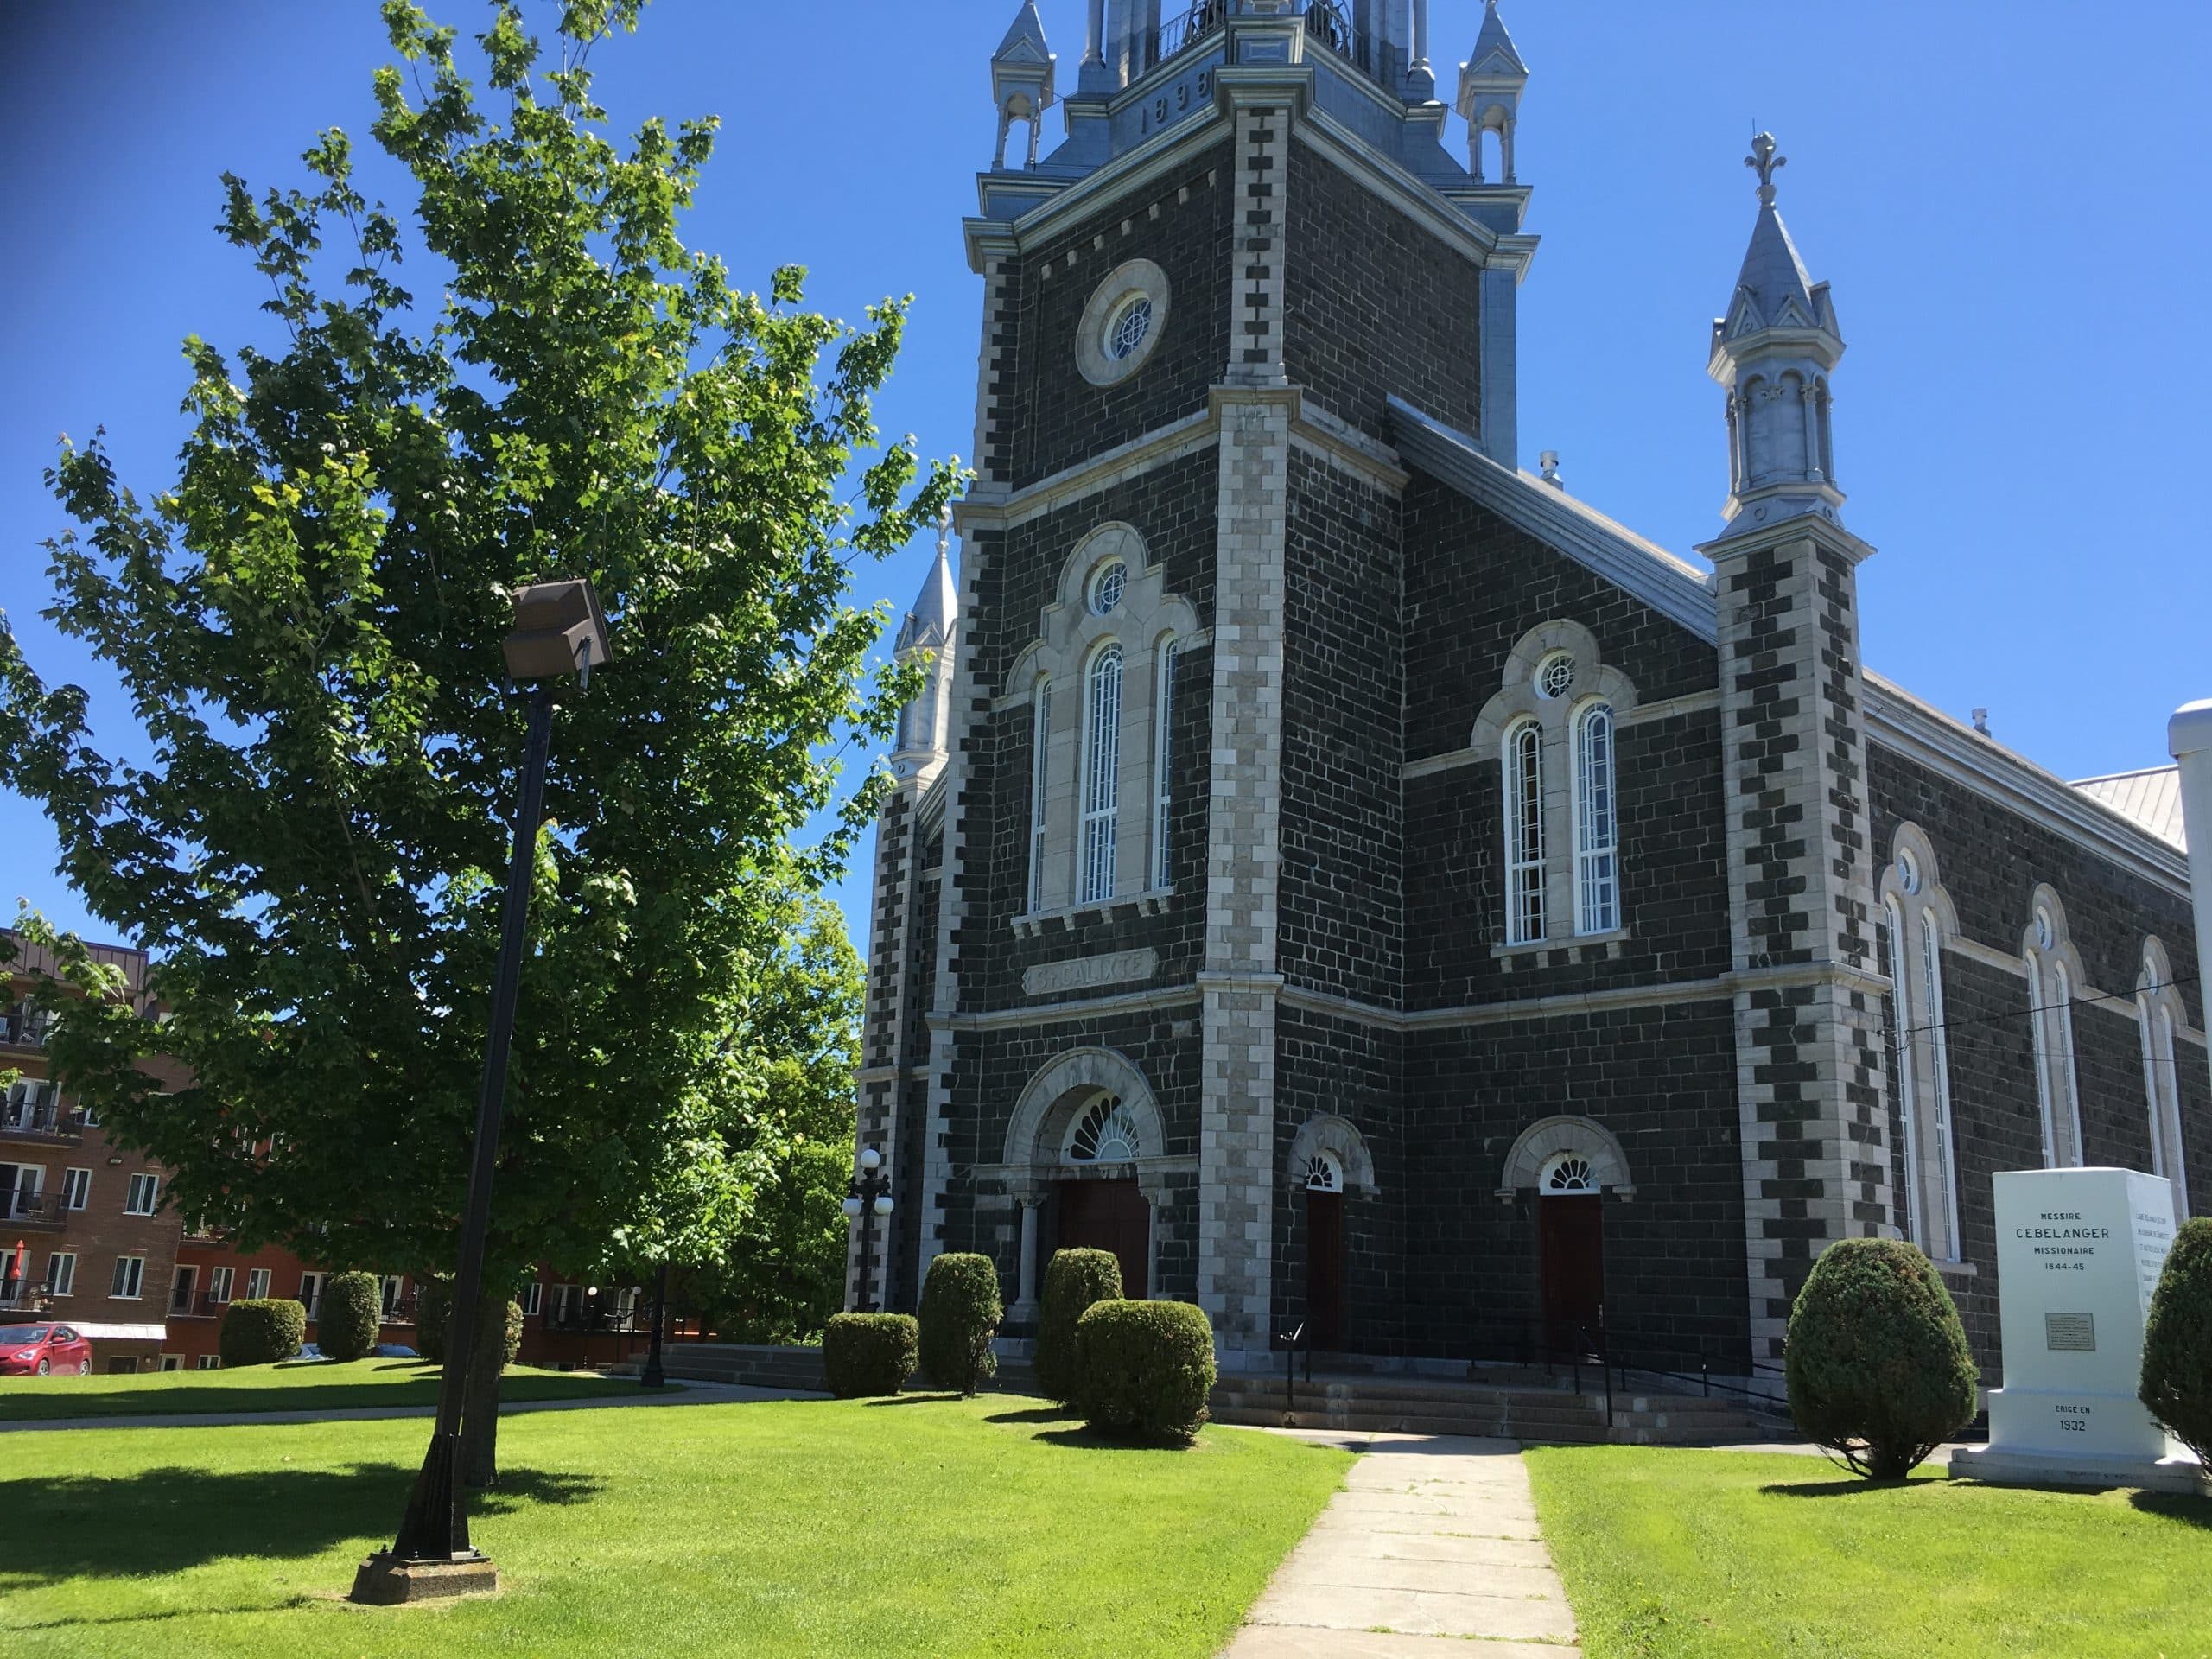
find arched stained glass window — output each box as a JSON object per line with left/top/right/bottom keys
{"left": 1574, "top": 703, "right": 1618, "bottom": 935}
{"left": 1028, "top": 679, "right": 1052, "bottom": 912}
{"left": 1504, "top": 720, "right": 1545, "bottom": 947}
{"left": 1068, "top": 1095, "right": 1141, "bottom": 1163}
{"left": 1154, "top": 640, "right": 1177, "bottom": 889}
{"left": 1081, "top": 646, "right": 1122, "bottom": 904}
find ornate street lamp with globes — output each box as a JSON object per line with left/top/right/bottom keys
{"left": 844, "top": 1147, "right": 894, "bottom": 1313}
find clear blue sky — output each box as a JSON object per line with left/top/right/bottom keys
{"left": 3, "top": 1, "right": 2207, "bottom": 962}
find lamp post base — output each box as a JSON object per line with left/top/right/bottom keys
{"left": 347, "top": 1551, "right": 500, "bottom": 1605}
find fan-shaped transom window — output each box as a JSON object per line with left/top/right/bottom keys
{"left": 1066, "top": 1094, "right": 1141, "bottom": 1163}
{"left": 1542, "top": 1154, "right": 1597, "bottom": 1194}
{"left": 1304, "top": 1151, "right": 1344, "bottom": 1193}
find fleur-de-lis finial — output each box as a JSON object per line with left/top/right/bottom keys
{"left": 1746, "top": 131, "right": 1786, "bottom": 207}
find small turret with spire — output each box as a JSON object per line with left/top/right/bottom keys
{"left": 890, "top": 507, "right": 960, "bottom": 784}
{"left": 1455, "top": 1, "right": 1528, "bottom": 184}
{"left": 991, "top": 3, "right": 1057, "bottom": 172}
{"left": 1707, "top": 133, "right": 1848, "bottom": 541}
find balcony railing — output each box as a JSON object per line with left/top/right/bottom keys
{"left": 0, "top": 1190, "right": 63, "bottom": 1227}
{"left": 0, "top": 1104, "right": 86, "bottom": 1142}
{"left": 1, "top": 1006, "right": 54, "bottom": 1049}
{"left": 1147, "top": 1, "right": 1367, "bottom": 76}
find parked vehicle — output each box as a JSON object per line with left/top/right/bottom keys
{"left": 0, "top": 1323, "right": 92, "bottom": 1376}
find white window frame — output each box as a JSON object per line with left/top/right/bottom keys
{"left": 2023, "top": 891, "right": 2087, "bottom": 1170}
{"left": 1884, "top": 898, "right": 1922, "bottom": 1250}
{"left": 169, "top": 1262, "right": 197, "bottom": 1313}
{"left": 207, "top": 1265, "right": 235, "bottom": 1304}
{"left": 245, "top": 1268, "right": 270, "bottom": 1300}
{"left": 297, "top": 1272, "right": 325, "bottom": 1317}
{"left": 124, "top": 1172, "right": 161, "bottom": 1216}
{"left": 2139, "top": 941, "right": 2192, "bottom": 1217}
{"left": 1028, "top": 678, "right": 1052, "bottom": 912}
{"left": 197, "top": 1354, "right": 223, "bottom": 1370}
{"left": 1503, "top": 719, "right": 1546, "bottom": 947}
{"left": 160, "top": 1355, "right": 183, "bottom": 1372}
{"left": 111, "top": 1255, "right": 146, "bottom": 1300}
{"left": 61, "top": 1167, "right": 90, "bottom": 1211}
{"left": 1918, "top": 916, "right": 1961, "bottom": 1262}
{"left": 1153, "top": 639, "right": 1177, "bottom": 890}
{"left": 381, "top": 1275, "right": 405, "bottom": 1318}
{"left": 1880, "top": 827, "right": 1963, "bottom": 1262}
{"left": 1079, "top": 644, "right": 1123, "bottom": 905}
{"left": 46, "top": 1251, "right": 77, "bottom": 1298}
{"left": 1572, "top": 700, "right": 1619, "bottom": 936}
{"left": 518, "top": 1281, "right": 543, "bottom": 1319}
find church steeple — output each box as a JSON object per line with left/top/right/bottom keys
{"left": 890, "top": 508, "right": 960, "bottom": 783}
{"left": 990, "top": 3, "right": 1057, "bottom": 172}
{"left": 1454, "top": 0, "right": 1528, "bottom": 184}
{"left": 1708, "top": 133, "right": 1847, "bottom": 540}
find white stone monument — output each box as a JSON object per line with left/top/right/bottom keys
{"left": 1950, "top": 1167, "right": 2205, "bottom": 1493}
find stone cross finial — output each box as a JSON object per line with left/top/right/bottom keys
{"left": 937, "top": 504, "right": 953, "bottom": 553}
{"left": 1746, "top": 131, "right": 1786, "bottom": 206}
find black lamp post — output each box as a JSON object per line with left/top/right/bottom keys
{"left": 351, "top": 580, "right": 611, "bottom": 1606}
{"left": 640, "top": 1261, "right": 670, "bottom": 1389}
{"left": 843, "top": 1147, "right": 894, "bottom": 1313}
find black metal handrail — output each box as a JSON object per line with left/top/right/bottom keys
{"left": 1462, "top": 1313, "right": 1793, "bottom": 1427}
{"left": 0, "top": 1190, "right": 60, "bottom": 1225}
{"left": 1147, "top": 1, "right": 1367, "bottom": 76}
{"left": 0, "top": 1107, "right": 83, "bottom": 1140}
{"left": 1273, "top": 1320, "right": 1312, "bottom": 1413}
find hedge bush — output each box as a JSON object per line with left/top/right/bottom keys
{"left": 412, "top": 1281, "right": 521, "bottom": 1369}
{"left": 1786, "top": 1237, "right": 1978, "bottom": 1479}
{"left": 2140, "top": 1217, "right": 2212, "bottom": 1462}
{"left": 823, "top": 1313, "right": 919, "bottom": 1398}
{"left": 1035, "top": 1248, "right": 1122, "bottom": 1407}
{"left": 320, "top": 1270, "right": 383, "bottom": 1362}
{"left": 219, "top": 1298, "right": 308, "bottom": 1367}
{"left": 1075, "top": 1299, "right": 1216, "bottom": 1446}
{"left": 918, "top": 1252, "right": 1002, "bottom": 1396}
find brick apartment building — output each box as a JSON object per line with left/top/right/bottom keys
{"left": 5, "top": 929, "right": 655, "bottom": 1371}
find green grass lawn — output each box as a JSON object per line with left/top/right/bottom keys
{"left": 0, "top": 1393, "right": 1348, "bottom": 1656}
{"left": 0, "top": 1357, "right": 640, "bottom": 1421}
{"left": 1527, "top": 1445, "right": 2212, "bottom": 1658}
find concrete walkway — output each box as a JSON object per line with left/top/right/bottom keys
{"left": 0, "top": 1377, "right": 823, "bottom": 1434}
{"left": 1223, "top": 1433, "right": 1580, "bottom": 1657}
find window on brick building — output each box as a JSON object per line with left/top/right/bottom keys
{"left": 2139, "top": 938, "right": 2191, "bottom": 1215}
{"left": 61, "top": 1167, "right": 89, "bottom": 1211}
{"left": 123, "top": 1172, "right": 160, "bottom": 1216}
{"left": 1503, "top": 719, "right": 1546, "bottom": 946}
{"left": 1573, "top": 702, "right": 1618, "bottom": 934}
{"left": 1028, "top": 678, "right": 1052, "bottom": 912}
{"left": 1153, "top": 639, "right": 1178, "bottom": 889}
{"left": 1879, "top": 826, "right": 1962, "bottom": 1261}
{"left": 2023, "top": 888, "right": 2087, "bottom": 1169}
{"left": 518, "top": 1281, "right": 544, "bottom": 1319}
{"left": 245, "top": 1268, "right": 270, "bottom": 1300}
{"left": 45, "top": 1252, "right": 76, "bottom": 1297}
{"left": 381, "top": 1276, "right": 405, "bottom": 1317}
{"left": 207, "top": 1266, "right": 234, "bottom": 1304}
{"left": 297, "top": 1272, "right": 325, "bottom": 1316}
{"left": 197, "top": 1355, "right": 222, "bottom": 1370}
{"left": 111, "top": 1255, "right": 145, "bottom": 1299}
{"left": 1080, "top": 645, "right": 1123, "bottom": 905}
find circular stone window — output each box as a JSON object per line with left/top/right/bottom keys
{"left": 1535, "top": 652, "right": 1578, "bottom": 701}
{"left": 1077, "top": 259, "right": 1171, "bottom": 388}
{"left": 1088, "top": 559, "right": 1128, "bottom": 616}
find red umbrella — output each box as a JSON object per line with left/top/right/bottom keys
{"left": 5, "top": 1239, "right": 22, "bottom": 1300}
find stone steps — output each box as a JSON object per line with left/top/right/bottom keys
{"left": 1211, "top": 1372, "right": 1769, "bottom": 1446}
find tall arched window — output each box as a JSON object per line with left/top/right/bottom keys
{"left": 1503, "top": 719, "right": 1546, "bottom": 946}
{"left": 2140, "top": 940, "right": 2191, "bottom": 1215}
{"left": 1080, "top": 645, "right": 1122, "bottom": 904}
{"left": 1027, "top": 678, "right": 1052, "bottom": 912}
{"left": 1573, "top": 702, "right": 1618, "bottom": 935}
{"left": 1880, "top": 827, "right": 1962, "bottom": 1261}
{"left": 1153, "top": 639, "right": 1177, "bottom": 890}
{"left": 2024, "top": 892, "right": 2086, "bottom": 1168}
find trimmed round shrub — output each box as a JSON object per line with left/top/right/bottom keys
{"left": 220, "top": 1297, "right": 307, "bottom": 1367}
{"left": 1035, "top": 1248, "right": 1122, "bottom": 1407}
{"left": 412, "top": 1281, "right": 521, "bottom": 1370}
{"left": 823, "top": 1313, "right": 919, "bottom": 1398}
{"left": 1076, "top": 1299, "right": 1217, "bottom": 1446}
{"left": 2140, "top": 1217, "right": 2212, "bottom": 1461}
{"left": 1786, "top": 1237, "right": 1978, "bottom": 1479}
{"left": 918, "top": 1252, "right": 1003, "bottom": 1396}
{"left": 320, "top": 1270, "right": 383, "bottom": 1362}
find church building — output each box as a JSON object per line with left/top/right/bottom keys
{"left": 849, "top": 0, "right": 2206, "bottom": 1383}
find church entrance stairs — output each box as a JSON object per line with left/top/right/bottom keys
{"left": 1210, "top": 1369, "right": 1771, "bottom": 1446}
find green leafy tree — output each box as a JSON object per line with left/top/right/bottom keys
{"left": 0, "top": 0, "right": 957, "bottom": 1485}
{"left": 679, "top": 895, "right": 863, "bottom": 1344}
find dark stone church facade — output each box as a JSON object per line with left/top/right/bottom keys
{"left": 848, "top": 1, "right": 2207, "bottom": 1383}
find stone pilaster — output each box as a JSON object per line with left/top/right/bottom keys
{"left": 1710, "top": 523, "right": 1894, "bottom": 1360}
{"left": 848, "top": 789, "right": 917, "bottom": 1312}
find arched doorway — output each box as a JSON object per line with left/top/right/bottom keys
{"left": 1536, "top": 1153, "right": 1605, "bottom": 1357}
{"left": 1055, "top": 1093, "right": 1150, "bottom": 1297}
{"left": 1301, "top": 1150, "right": 1345, "bottom": 1349}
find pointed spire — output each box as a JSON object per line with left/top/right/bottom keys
{"left": 1469, "top": 0, "right": 1526, "bottom": 76}
{"left": 990, "top": 3, "right": 1057, "bottom": 171}
{"left": 995, "top": 2, "right": 1049, "bottom": 62}
{"left": 1729, "top": 134, "right": 1821, "bottom": 330}
{"left": 895, "top": 507, "right": 959, "bottom": 657}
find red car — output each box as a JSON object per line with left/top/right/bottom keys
{"left": 0, "top": 1322, "right": 92, "bottom": 1376}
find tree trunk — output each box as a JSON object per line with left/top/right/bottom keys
{"left": 459, "top": 1288, "right": 510, "bottom": 1490}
